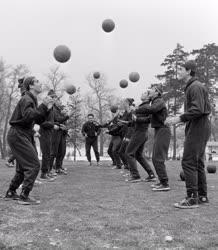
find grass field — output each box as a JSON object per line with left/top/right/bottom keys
{"left": 0, "top": 159, "right": 218, "bottom": 250}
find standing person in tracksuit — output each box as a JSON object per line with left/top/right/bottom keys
{"left": 4, "top": 76, "right": 53, "bottom": 205}
{"left": 136, "top": 84, "right": 171, "bottom": 191}
{"left": 118, "top": 98, "right": 135, "bottom": 171}
{"left": 167, "top": 61, "right": 211, "bottom": 209}
{"left": 82, "top": 114, "right": 101, "bottom": 166}
{"left": 6, "top": 78, "right": 26, "bottom": 168}
{"left": 101, "top": 108, "right": 119, "bottom": 166}
{"left": 106, "top": 111, "right": 124, "bottom": 169}
{"left": 39, "top": 90, "right": 59, "bottom": 180}
{"left": 50, "top": 100, "right": 69, "bottom": 174}
{"left": 124, "top": 93, "right": 156, "bottom": 182}
{"left": 56, "top": 106, "right": 69, "bottom": 173}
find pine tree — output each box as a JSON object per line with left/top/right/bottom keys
{"left": 157, "top": 43, "right": 189, "bottom": 159}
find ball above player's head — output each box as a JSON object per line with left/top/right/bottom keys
{"left": 93, "top": 71, "right": 100, "bottom": 79}
{"left": 65, "top": 83, "right": 76, "bottom": 95}
{"left": 53, "top": 45, "right": 71, "bottom": 63}
{"left": 110, "top": 105, "right": 118, "bottom": 113}
{"left": 129, "top": 72, "right": 140, "bottom": 83}
{"left": 47, "top": 89, "right": 57, "bottom": 99}
{"left": 102, "top": 19, "right": 115, "bottom": 33}
{"left": 119, "top": 79, "right": 128, "bottom": 88}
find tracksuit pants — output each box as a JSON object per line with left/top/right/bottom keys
{"left": 182, "top": 117, "right": 210, "bottom": 198}
{"left": 152, "top": 127, "right": 171, "bottom": 185}
{"left": 7, "top": 127, "right": 40, "bottom": 193}
{"left": 39, "top": 129, "right": 52, "bottom": 174}
{"left": 126, "top": 130, "right": 154, "bottom": 178}
{"left": 85, "top": 136, "right": 100, "bottom": 162}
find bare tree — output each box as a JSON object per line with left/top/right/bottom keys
{"left": 85, "top": 72, "right": 116, "bottom": 156}
{"left": 44, "top": 65, "right": 67, "bottom": 92}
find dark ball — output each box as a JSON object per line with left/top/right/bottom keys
{"left": 53, "top": 45, "right": 71, "bottom": 63}
{"left": 119, "top": 79, "right": 128, "bottom": 88}
{"left": 207, "top": 165, "right": 217, "bottom": 174}
{"left": 102, "top": 19, "right": 115, "bottom": 33}
{"left": 129, "top": 72, "right": 140, "bottom": 83}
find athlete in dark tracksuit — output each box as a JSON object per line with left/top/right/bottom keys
{"left": 106, "top": 115, "right": 124, "bottom": 169}
{"left": 174, "top": 77, "right": 211, "bottom": 208}
{"left": 50, "top": 104, "right": 69, "bottom": 173}
{"left": 118, "top": 111, "right": 134, "bottom": 170}
{"left": 6, "top": 78, "right": 26, "bottom": 168}
{"left": 82, "top": 115, "right": 101, "bottom": 165}
{"left": 126, "top": 101, "right": 156, "bottom": 182}
{"left": 5, "top": 76, "right": 51, "bottom": 204}
{"left": 136, "top": 91, "right": 171, "bottom": 191}
{"left": 39, "top": 107, "right": 54, "bottom": 178}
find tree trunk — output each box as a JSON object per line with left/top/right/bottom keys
{"left": 0, "top": 138, "right": 4, "bottom": 159}
{"left": 173, "top": 96, "right": 177, "bottom": 160}
{"left": 2, "top": 96, "right": 12, "bottom": 159}
{"left": 73, "top": 143, "right": 76, "bottom": 161}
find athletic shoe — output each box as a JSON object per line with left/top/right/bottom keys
{"left": 198, "top": 196, "right": 209, "bottom": 205}
{"left": 56, "top": 169, "right": 67, "bottom": 175}
{"left": 5, "top": 162, "right": 14, "bottom": 168}
{"left": 49, "top": 170, "right": 57, "bottom": 177}
{"left": 96, "top": 162, "right": 101, "bottom": 166}
{"left": 150, "top": 182, "right": 162, "bottom": 188}
{"left": 143, "top": 175, "right": 157, "bottom": 182}
{"left": 34, "top": 180, "right": 42, "bottom": 186}
{"left": 89, "top": 161, "right": 92, "bottom": 166}
{"left": 18, "top": 196, "right": 40, "bottom": 205}
{"left": 152, "top": 184, "right": 170, "bottom": 191}
{"left": 174, "top": 197, "right": 199, "bottom": 209}
{"left": 4, "top": 190, "right": 20, "bottom": 200}
{"left": 125, "top": 177, "right": 142, "bottom": 183}
{"left": 39, "top": 174, "right": 55, "bottom": 182}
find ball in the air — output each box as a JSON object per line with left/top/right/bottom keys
{"left": 207, "top": 165, "right": 217, "bottom": 174}
{"left": 93, "top": 72, "right": 100, "bottom": 79}
{"left": 110, "top": 105, "right": 118, "bottom": 113}
{"left": 102, "top": 19, "right": 115, "bottom": 33}
{"left": 65, "top": 84, "right": 76, "bottom": 95}
{"left": 119, "top": 79, "right": 128, "bottom": 88}
{"left": 53, "top": 45, "right": 71, "bottom": 63}
{"left": 129, "top": 72, "right": 140, "bottom": 83}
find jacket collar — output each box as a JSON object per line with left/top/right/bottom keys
{"left": 184, "top": 77, "right": 198, "bottom": 91}
{"left": 139, "top": 100, "right": 150, "bottom": 106}
{"left": 151, "top": 95, "right": 161, "bottom": 103}
{"left": 25, "top": 91, "right": 38, "bottom": 106}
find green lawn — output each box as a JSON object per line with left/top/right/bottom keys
{"left": 0, "top": 160, "right": 218, "bottom": 250}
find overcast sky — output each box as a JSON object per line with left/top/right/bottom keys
{"left": 0, "top": 0, "right": 218, "bottom": 102}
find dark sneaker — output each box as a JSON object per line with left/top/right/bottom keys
{"left": 125, "top": 177, "right": 142, "bottom": 183}
{"left": 96, "top": 162, "right": 101, "bottom": 167}
{"left": 152, "top": 184, "right": 170, "bottom": 191}
{"left": 56, "top": 169, "right": 67, "bottom": 175}
{"left": 150, "top": 182, "right": 162, "bottom": 188}
{"left": 39, "top": 174, "right": 55, "bottom": 182}
{"left": 4, "top": 190, "right": 20, "bottom": 200}
{"left": 174, "top": 197, "right": 199, "bottom": 209}
{"left": 49, "top": 170, "right": 57, "bottom": 177}
{"left": 18, "top": 197, "right": 40, "bottom": 205}
{"left": 198, "top": 196, "right": 209, "bottom": 205}
{"left": 143, "top": 175, "right": 157, "bottom": 182}
{"left": 89, "top": 161, "right": 92, "bottom": 166}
